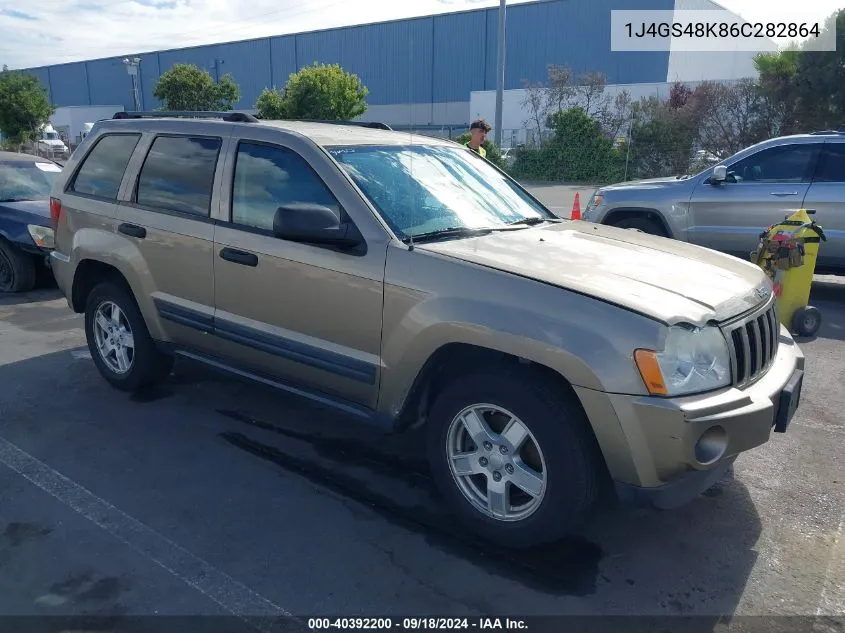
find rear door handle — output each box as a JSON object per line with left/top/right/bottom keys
{"left": 118, "top": 223, "right": 146, "bottom": 239}
{"left": 770, "top": 192, "right": 799, "bottom": 197}
{"left": 219, "top": 247, "right": 258, "bottom": 267}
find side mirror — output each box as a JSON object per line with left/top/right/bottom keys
{"left": 711, "top": 165, "right": 728, "bottom": 184}
{"left": 273, "top": 203, "right": 363, "bottom": 249}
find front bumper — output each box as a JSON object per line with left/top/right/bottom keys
{"left": 575, "top": 325, "right": 805, "bottom": 508}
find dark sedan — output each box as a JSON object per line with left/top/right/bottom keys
{"left": 0, "top": 151, "right": 62, "bottom": 293}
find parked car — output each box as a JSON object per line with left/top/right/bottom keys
{"left": 582, "top": 131, "right": 845, "bottom": 274}
{"left": 49, "top": 112, "right": 805, "bottom": 548}
{"left": 0, "top": 152, "right": 61, "bottom": 292}
{"left": 36, "top": 124, "right": 70, "bottom": 160}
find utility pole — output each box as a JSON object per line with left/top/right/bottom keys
{"left": 494, "top": 0, "right": 506, "bottom": 147}
{"left": 122, "top": 57, "right": 142, "bottom": 111}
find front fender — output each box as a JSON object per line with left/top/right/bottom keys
{"left": 377, "top": 276, "right": 664, "bottom": 418}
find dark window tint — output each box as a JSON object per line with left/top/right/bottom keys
{"left": 137, "top": 136, "right": 221, "bottom": 216}
{"left": 232, "top": 142, "right": 339, "bottom": 231}
{"left": 813, "top": 144, "right": 845, "bottom": 182}
{"left": 728, "top": 144, "right": 818, "bottom": 184}
{"left": 71, "top": 134, "right": 140, "bottom": 199}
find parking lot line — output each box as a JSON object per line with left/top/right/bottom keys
{"left": 0, "top": 435, "right": 292, "bottom": 625}
{"left": 815, "top": 508, "right": 845, "bottom": 617}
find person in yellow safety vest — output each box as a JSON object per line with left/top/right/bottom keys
{"left": 465, "top": 119, "right": 491, "bottom": 158}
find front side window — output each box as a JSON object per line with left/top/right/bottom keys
{"left": 727, "top": 144, "right": 818, "bottom": 184}
{"left": 0, "top": 161, "right": 60, "bottom": 202}
{"left": 813, "top": 144, "right": 845, "bottom": 183}
{"left": 328, "top": 145, "right": 553, "bottom": 239}
{"left": 71, "top": 134, "right": 140, "bottom": 200}
{"left": 136, "top": 136, "right": 221, "bottom": 216}
{"left": 232, "top": 142, "right": 340, "bottom": 232}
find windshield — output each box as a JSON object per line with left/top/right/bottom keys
{"left": 43, "top": 132, "right": 60, "bottom": 141}
{"left": 328, "top": 145, "right": 554, "bottom": 239}
{"left": 0, "top": 161, "right": 60, "bottom": 201}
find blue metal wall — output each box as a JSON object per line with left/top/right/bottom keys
{"left": 19, "top": 0, "right": 672, "bottom": 115}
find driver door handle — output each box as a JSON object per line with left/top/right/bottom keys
{"left": 220, "top": 247, "right": 258, "bottom": 267}
{"left": 770, "top": 192, "right": 799, "bottom": 197}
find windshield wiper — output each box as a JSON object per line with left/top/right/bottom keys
{"left": 0, "top": 197, "right": 35, "bottom": 203}
{"left": 403, "top": 227, "right": 495, "bottom": 244}
{"left": 507, "top": 216, "right": 562, "bottom": 226}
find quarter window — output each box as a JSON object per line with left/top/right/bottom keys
{"left": 727, "top": 144, "right": 818, "bottom": 184}
{"left": 71, "top": 134, "right": 140, "bottom": 199}
{"left": 231, "top": 142, "right": 340, "bottom": 232}
{"left": 136, "top": 136, "right": 221, "bottom": 216}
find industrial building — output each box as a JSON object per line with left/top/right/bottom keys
{"left": 17, "top": 0, "right": 762, "bottom": 144}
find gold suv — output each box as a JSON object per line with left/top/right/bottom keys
{"left": 48, "top": 112, "right": 805, "bottom": 548}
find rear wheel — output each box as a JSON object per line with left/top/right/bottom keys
{"left": 0, "top": 239, "right": 37, "bottom": 293}
{"left": 84, "top": 281, "right": 174, "bottom": 392}
{"left": 426, "top": 369, "right": 604, "bottom": 548}
{"left": 610, "top": 216, "right": 666, "bottom": 236}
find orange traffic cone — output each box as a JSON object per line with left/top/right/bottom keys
{"left": 570, "top": 192, "right": 582, "bottom": 220}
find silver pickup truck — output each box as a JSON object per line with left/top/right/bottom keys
{"left": 582, "top": 131, "right": 845, "bottom": 274}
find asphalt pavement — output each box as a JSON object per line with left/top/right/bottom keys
{"left": 0, "top": 273, "right": 843, "bottom": 631}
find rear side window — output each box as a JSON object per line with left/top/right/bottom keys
{"left": 71, "top": 134, "right": 140, "bottom": 199}
{"left": 136, "top": 136, "right": 221, "bottom": 217}
{"left": 813, "top": 144, "right": 845, "bottom": 182}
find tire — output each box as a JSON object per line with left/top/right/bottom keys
{"left": 791, "top": 305, "right": 822, "bottom": 338}
{"left": 426, "top": 368, "right": 604, "bottom": 549}
{"left": 0, "top": 238, "right": 37, "bottom": 293}
{"left": 610, "top": 216, "right": 666, "bottom": 236}
{"left": 84, "top": 281, "right": 174, "bottom": 392}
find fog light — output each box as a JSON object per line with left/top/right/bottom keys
{"left": 695, "top": 426, "right": 727, "bottom": 465}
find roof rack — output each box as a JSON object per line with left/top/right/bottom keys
{"left": 260, "top": 118, "right": 392, "bottom": 131}
{"left": 113, "top": 111, "right": 259, "bottom": 123}
{"left": 810, "top": 129, "right": 845, "bottom": 135}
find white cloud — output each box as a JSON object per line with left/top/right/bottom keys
{"left": 0, "top": 0, "right": 521, "bottom": 69}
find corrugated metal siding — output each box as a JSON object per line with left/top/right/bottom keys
{"left": 21, "top": 0, "right": 677, "bottom": 111}
{"left": 432, "top": 12, "right": 487, "bottom": 103}
{"left": 28, "top": 68, "right": 52, "bottom": 101}
{"left": 86, "top": 58, "right": 132, "bottom": 108}
{"left": 217, "top": 39, "right": 272, "bottom": 108}
{"left": 48, "top": 63, "right": 89, "bottom": 106}
{"left": 138, "top": 53, "right": 162, "bottom": 111}
{"left": 270, "top": 36, "right": 297, "bottom": 89}
{"left": 485, "top": 0, "right": 673, "bottom": 89}
{"left": 296, "top": 18, "right": 433, "bottom": 105}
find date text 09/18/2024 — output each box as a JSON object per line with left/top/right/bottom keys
{"left": 307, "top": 618, "right": 528, "bottom": 630}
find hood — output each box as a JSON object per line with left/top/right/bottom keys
{"left": 0, "top": 199, "right": 51, "bottom": 222}
{"left": 417, "top": 222, "right": 771, "bottom": 326}
{"left": 39, "top": 139, "right": 66, "bottom": 147}
{"left": 599, "top": 175, "right": 694, "bottom": 191}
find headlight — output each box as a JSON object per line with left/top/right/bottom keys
{"left": 27, "top": 224, "right": 55, "bottom": 249}
{"left": 634, "top": 325, "right": 731, "bottom": 396}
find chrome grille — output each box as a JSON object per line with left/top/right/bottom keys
{"left": 723, "top": 300, "right": 780, "bottom": 388}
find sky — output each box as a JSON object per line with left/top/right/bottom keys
{"left": 0, "top": 0, "right": 842, "bottom": 70}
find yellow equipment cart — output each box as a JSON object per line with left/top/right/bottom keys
{"left": 751, "top": 209, "right": 827, "bottom": 337}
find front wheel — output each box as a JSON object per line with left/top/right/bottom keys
{"left": 0, "top": 239, "right": 36, "bottom": 293}
{"left": 610, "top": 217, "right": 666, "bottom": 236}
{"left": 84, "top": 281, "right": 174, "bottom": 392}
{"left": 426, "top": 369, "right": 604, "bottom": 549}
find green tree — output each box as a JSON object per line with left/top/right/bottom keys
{"left": 754, "top": 48, "right": 801, "bottom": 135}
{"left": 0, "top": 69, "right": 54, "bottom": 145}
{"left": 546, "top": 107, "right": 623, "bottom": 182}
{"left": 256, "top": 63, "right": 368, "bottom": 120}
{"left": 454, "top": 131, "right": 506, "bottom": 170}
{"left": 153, "top": 63, "right": 240, "bottom": 111}
{"left": 627, "top": 97, "right": 697, "bottom": 179}
{"left": 791, "top": 10, "right": 845, "bottom": 131}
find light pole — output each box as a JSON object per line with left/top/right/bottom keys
{"left": 494, "top": 0, "right": 506, "bottom": 148}
{"left": 122, "top": 57, "right": 142, "bottom": 111}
